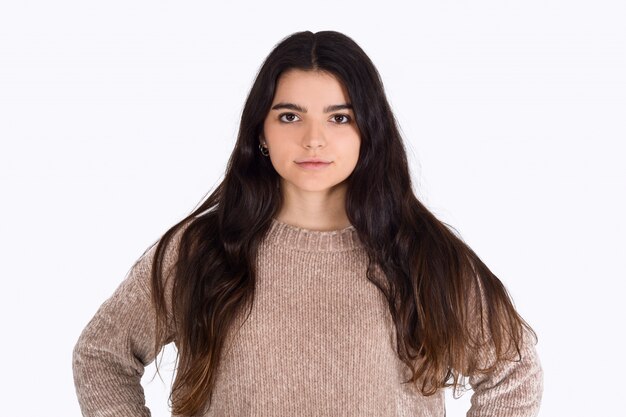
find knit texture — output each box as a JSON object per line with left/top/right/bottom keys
{"left": 72, "top": 218, "right": 543, "bottom": 417}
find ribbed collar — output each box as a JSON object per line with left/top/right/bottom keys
{"left": 263, "top": 217, "right": 364, "bottom": 252}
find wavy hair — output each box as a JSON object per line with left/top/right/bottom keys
{"left": 149, "top": 30, "right": 536, "bottom": 416}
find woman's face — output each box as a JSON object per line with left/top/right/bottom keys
{"left": 261, "top": 69, "right": 361, "bottom": 195}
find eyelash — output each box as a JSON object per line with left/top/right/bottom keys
{"left": 278, "top": 112, "right": 352, "bottom": 124}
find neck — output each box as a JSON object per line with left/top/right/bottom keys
{"left": 276, "top": 181, "right": 350, "bottom": 231}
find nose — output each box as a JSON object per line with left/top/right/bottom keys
{"left": 302, "top": 121, "right": 326, "bottom": 150}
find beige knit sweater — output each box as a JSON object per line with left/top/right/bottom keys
{"left": 72, "top": 218, "right": 543, "bottom": 417}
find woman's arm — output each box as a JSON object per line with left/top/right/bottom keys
{"left": 72, "top": 242, "right": 176, "bottom": 417}
{"left": 467, "top": 326, "right": 543, "bottom": 417}
{"left": 462, "top": 267, "right": 544, "bottom": 417}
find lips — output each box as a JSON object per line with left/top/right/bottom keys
{"left": 295, "top": 160, "right": 332, "bottom": 170}
{"left": 295, "top": 158, "right": 332, "bottom": 164}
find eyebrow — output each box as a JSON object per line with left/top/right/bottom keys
{"left": 270, "top": 102, "right": 353, "bottom": 113}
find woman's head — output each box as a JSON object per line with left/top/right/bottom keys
{"left": 227, "top": 30, "right": 407, "bottom": 228}
{"left": 261, "top": 68, "right": 361, "bottom": 199}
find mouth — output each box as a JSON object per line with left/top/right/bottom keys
{"left": 295, "top": 158, "right": 332, "bottom": 164}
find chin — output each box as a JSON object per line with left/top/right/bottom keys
{"left": 294, "top": 180, "right": 349, "bottom": 193}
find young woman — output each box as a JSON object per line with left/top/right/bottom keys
{"left": 73, "top": 30, "right": 543, "bottom": 417}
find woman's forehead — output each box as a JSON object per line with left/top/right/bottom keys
{"left": 273, "top": 69, "right": 350, "bottom": 105}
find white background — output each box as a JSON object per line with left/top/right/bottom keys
{"left": 1, "top": 1, "right": 624, "bottom": 416}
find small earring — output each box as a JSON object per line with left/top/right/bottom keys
{"left": 259, "top": 143, "right": 269, "bottom": 157}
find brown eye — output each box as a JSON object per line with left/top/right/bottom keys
{"left": 332, "top": 114, "right": 351, "bottom": 124}
{"left": 279, "top": 113, "right": 300, "bottom": 123}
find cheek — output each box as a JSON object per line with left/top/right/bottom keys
{"left": 270, "top": 149, "right": 288, "bottom": 165}
{"left": 341, "top": 135, "right": 361, "bottom": 166}
{"left": 262, "top": 117, "right": 286, "bottom": 141}
{"left": 264, "top": 124, "right": 292, "bottom": 152}
{"left": 267, "top": 147, "right": 294, "bottom": 174}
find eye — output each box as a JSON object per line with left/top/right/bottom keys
{"left": 331, "top": 114, "right": 352, "bottom": 124}
{"left": 278, "top": 113, "right": 300, "bottom": 123}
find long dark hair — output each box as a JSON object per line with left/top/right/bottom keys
{"left": 149, "top": 30, "right": 535, "bottom": 416}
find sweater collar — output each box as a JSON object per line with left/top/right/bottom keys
{"left": 263, "top": 217, "right": 364, "bottom": 252}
